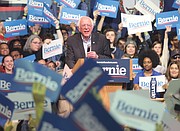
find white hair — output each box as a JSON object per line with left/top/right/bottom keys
{"left": 77, "top": 16, "right": 94, "bottom": 28}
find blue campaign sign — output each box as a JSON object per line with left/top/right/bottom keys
{"left": 172, "top": 0, "right": 180, "bottom": 9}
{"left": 10, "top": 59, "right": 62, "bottom": 102}
{"left": 27, "top": 10, "right": 51, "bottom": 28}
{"left": 0, "top": 93, "right": 14, "bottom": 127}
{"left": 132, "top": 58, "right": 142, "bottom": 75}
{"left": 56, "top": 0, "right": 81, "bottom": 9}
{"left": 4, "top": 19, "right": 28, "bottom": 38}
{"left": 43, "top": 3, "right": 56, "bottom": 27}
{"left": 95, "top": 59, "right": 130, "bottom": 83}
{"left": 21, "top": 54, "right": 36, "bottom": 63}
{"left": 60, "top": 59, "right": 110, "bottom": 105}
{"left": 94, "top": 0, "right": 119, "bottom": 18}
{"left": 38, "top": 0, "right": 52, "bottom": 6}
{"left": 155, "top": 10, "right": 180, "bottom": 30}
{"left": 71, "top": 92, "right": 124, "bottom": 130}
{"left": 38, "top": 112, "right": 80, "bottom": 131}
{"left": 60, "top": 7, "right": 87, "bottom": 25}
{"left": 28, "top": 0, "right": 45, "bottom": 16}
{"left": 176, "top": 24, "right": 180, "bottom": 40}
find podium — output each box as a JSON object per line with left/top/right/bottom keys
{"left": 72, "top": 59, "right": 132, "bottom": 111}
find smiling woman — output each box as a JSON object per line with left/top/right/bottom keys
{"left": 0, "top": 55, "right": 14, "bottom": 74}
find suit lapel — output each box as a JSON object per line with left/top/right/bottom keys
{"left": 77, "top": 34, "right": 85, "bottom": 57}
{"left": 91, "top": 33, "right": 97, "bottom": 51}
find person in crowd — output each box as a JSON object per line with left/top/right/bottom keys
{"left": 47, "top": 61, "right": 57, "bottom": 71}
{"left": 10, "top": 48, "right": 23, "bottom": 60}
{"left": 0, "top": 20, "right": 11, "bottom": 44}
{"left": 122, "top": 38, "right": 138, "bottom": 59}
{"left": 169, "top": 49, "right": 180, "bottom": 63}
{"left": 23, "top": 34, "right": 42, "bottom": 59}
{"left": 163, "top": 61, "right": 180, "bottom": 89}
{"left": 169, "top": 32, "right": 180, "bottom": 52}
{"left": 0, "top": 43, "right": 10, "bottom": 56}
{"left": 8, "top": 39, "right": 24, "bottom": 51}
{"left": 0, "top": 55, "right": 14, "bottom": 74}
{"left": 133, "top": 49, "right": 161, "bottom": 90}
{"left": 66, "top": 16, "right": 112, "bottom": 69}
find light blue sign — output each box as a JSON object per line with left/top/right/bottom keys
{"left": 0, "top": 93, "right": 14, "bottom": 127}
{"left": 132, "top": 58, "right": 142, "bottom": 75}
{"left": 61, "top": 59, "right": 110, "bottom": 105}
{"left": 155, "top": 10, "right": 180, "bottom": 30}
{"left": 172, "top": 0, "right": 180, "bottom": 9}
{"left": 22, "top": 54, "right": 36, "bottom": 62}
{"left": 60, "top": 7, "right": 87, "bottom": 25}
{"left": 43, "top": 3, "right": 56, "bottom": 27}
{"left": 94, "top": 0, "right": 119, "bottom": 18}
{"left": 56, "top": 0, "right": 81, "bottom": 9}
{"left": 176, "top": 24, "right": 180, "bottom": 40}
{"left": 0, "top": 59, "right": 62, "bottom": 102}
{"left": 4, "top": 19, "right": 28, "bottom": 38}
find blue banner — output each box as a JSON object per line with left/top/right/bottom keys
{"left": 60, "top": 59, "right": 110, "bottom": 105}
{"left": 95, "top": 59, "right": 130, "bottom": 83}
{"left": 155, "top": 10, "right": 180, "bottom": 30}
{"left": 94, "top": 0, "right": 119, "bottom": 18}
{"left": 0, "top": 59, "right": 62, "bottom": 102}
{"left": 21, "top": 54, "right": 36, "bottom": 62}
{"left": 4, "top": 19, "right": 28, "bottom": 38}
{"left": 0, "top": 93, "right": 14, "bottom": 127}
{"left": 172, "top": 0, "right": 180, "bottom": 9}
{"left": 43, "top": 3, "right": 56, "bottom": 27}
{"left": 60, "top": 7, "right": 87, "bottom": 25}
{"left": 56, "top": 0, "right": 81, "bottom": 9}
{"left": 72, "top": 92, "right": 124, "bottom": 130}
{"left": 132, "top": 58, "right": 142, "bottom": 75}
{"left": 28, "top": 0, "right": 44, "bottom": 16}
{"left": 176, "top": 24, "right": 180, "bottom": 40}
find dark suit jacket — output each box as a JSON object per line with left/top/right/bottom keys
{"left": 66, "top": 32, "right": 112, "bottom": 69}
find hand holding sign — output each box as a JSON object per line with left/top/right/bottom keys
{"left": 32, "top": 82, "right": 46, "bottom": 127}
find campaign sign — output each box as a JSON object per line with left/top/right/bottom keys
{"left": 134, "top": 0, "right": 161, "bottom": 20}
{"left": 43, "top": 3, "right": 56, "bottom": 27}
{"left": 172, "top": 0, "right": 180, "bottom": 9}
{"left": 7, "top": 92, "right": 51, "bottom": 120}
{"left": 139, "top": 75, "right": 166, "bottom": 92}
{"left": 61, "top": 64, "right": 73, "bottom": 86}
{"left": 42, "top": 39, "right": 63, "bottom": 59}
{"left": 127, "top": 14, "right": 152, "bottom": 35}
{"left": 12, "top": 59, "right": 62, "bottom": 102}
{"left": 60, "top": 59, "right": 110, "bottom": 105}
{"left": 27, "top": 10, "right": 50, "bottom": 28}
{"left": 0, "top": 93, "right": 14, "bottom": 127}
{"left": 4, "top": 19, "right": 28, "bottom": 38}
{"left": 110, "top": 90, "right": 164, "bottom": 131}
{"left": 0, "top": 56, "right": 3, "bottom": 64}
{"left": 56, "top": 0, "right": 81, "bottom": 9}
{"left": 94, "top": 0, "right": 119, "bottom": 18}
{"left": 60, "top": 7, "right": 87, "bottom": 25}
{"left": 28, "top": 0, "right": 44, "bottom": 16}
{"left": 22, "top": 54, "right": 36, "bottom": 62}
{"left": 121, "top": 13, "right": 141, "bottom": 27}
{"left": 38, "top": 112, "right": 79, "bottom": 131}
{"left": 72, "top": 92, "right": 123, "bottom": 131}
{"left": 95, "top": 59, "right": 130, "bottom": 83}
{"left": 176, "top": 24, "right": 180, "bottom": 40}
{"left": 155, "top": 10, "right": 180, "bottom": 30}
{"left": 132, "top": 58, "right": 142, "bottom": 75}
{"left": 38, "top": 0, "right": 52, "bottom": 6}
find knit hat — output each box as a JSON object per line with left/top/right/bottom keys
{"left": 171, "top": 50, "right": 180, "bottom": 58}
{"left": 125, "top": 38, "right": 137, "bottom": 48}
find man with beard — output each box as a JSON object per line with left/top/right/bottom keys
{"left": 133, "top": 50, "right": 161, "bottom": 90}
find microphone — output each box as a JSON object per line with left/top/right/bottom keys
{"left": 87, "top": 44, "right": 91, "bottom": 52}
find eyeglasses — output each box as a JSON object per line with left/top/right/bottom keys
{"left": 172, "top": 55, "right": 180, "bottom": 59}
{"left": 81, "top": 24, "right": 92, "bottom": 28}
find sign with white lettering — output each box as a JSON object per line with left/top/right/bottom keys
{"left": 72, "top": 92, "right": 124, "bottom": 131}
{"left": 94, "top": 0, "right": 119, "bottom": 18}
{"left": 155, "top": 10, "right": 180, "bottom": 30}
{"left": 172, "top": 0, "right": 180, "bottom": 9}
{"left": 4, "top": 19, "right": 28, "bottom": 38}
{"left": 127, "top": 14, "right": 152, "bottom": 35}
{"left": 0, "top": 74, "right": 14, "bottom": 95}
{"left": 60, "top": 7, "right": 87, "bottom": 25}
{"left": 95, "top": 59, "right": 130, "bottom": 83}
{"left": 139, "top": 75, "right": 166, "bottom": 92}
{"left": 56, "top": 0, "right": 81, "bottom": 9}
{"left": 134, "top": 0, "right": 161, "bottom": 20}
{"left": 110, "top": 90, "right": 165, "bottom": 131}
{"left": 7, "top": 92, "right": 51, "bottom": 120}
{"left": 132, "top": 58, "right": 142, "bottom": 75}
{"left": 11, "top": 59, "right": 62, "bottom": 102}
{"left": 61, "top": 59, "right": 110, "bottom": 105}
{"left": 43, "top": 3, "right": 56, "bottom": 27}
{"left": 176, "top": 24, "right": 180, "bottom": 40}
{"left": 0, "top": 93, "right": 14, "bottom": 127}
{"left": 38, "top": 111, "right": 79, "bottom": 131}
{"left": 28, "top": 0, "right": 44, "bottom": 16}
{"left": 42, "top": 39, "right": 63, "bottom": 59}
